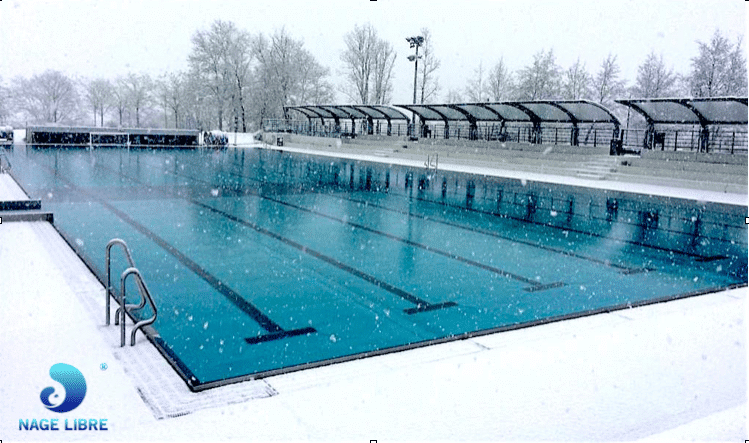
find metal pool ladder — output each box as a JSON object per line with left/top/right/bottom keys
{"left": 105, "top": 238, "right": 158, "bottom": 346}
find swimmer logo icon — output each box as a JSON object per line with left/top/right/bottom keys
{"left": 39, "top": 363, "right": 87, "bottom": 413}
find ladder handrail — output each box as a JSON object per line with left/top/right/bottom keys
{"left": 105, "top": 238, "right": 157, "bottom": 347}
{"left": 120, "top": 267, "right": 158, "bottom": 347}
{"left": 106, "top": 238, "right": 146, "bottom": 325}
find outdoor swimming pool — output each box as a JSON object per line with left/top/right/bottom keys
{"left": 8, "top": 145, "right": 747, "bottom": 391}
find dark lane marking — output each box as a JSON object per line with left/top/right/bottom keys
{"left": 245, "top": 327, "right": 318, "bottom": 344}
{"left": 241, "top": 192, "right": 563, "bottom": 290}
{"left": 403, "top": 301, "right": 460, "bottom": 315}
{"left": 523, "top": 281, "right": 566, "bottom": 293}
{"left": 341, "top": 195, "right": 656, "bottom": 275}
{"left": 29, "top": 157, "right": 318, "bottom": 342}
{"left": 192, "top": 200, "right": 457, "bottom": 314}
{"left": 108, "top": 155, "right": 562, "bottom": 291}
{"left": 85, "top": 155, "right": 458, "bottom": 315}
{"left": 167, "top": 152, "right": 656, "bottom": 273}
{"left": 694, "top": 255, "right": 728, "bottom": 263}
{"left": 0, "top": 200, "right": 41, "bottom": 211}
{"left": 619, "top": 268, "right": 651, "bottom": 275}
{"left": 97, "top": 199, "right": 286, "bottom": 333}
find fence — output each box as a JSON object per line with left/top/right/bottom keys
{"left": 265, "top": 119, "right": 748, "bottom": 154}
{"left": 620, "top": 126, "right": 748, "bottom": 154}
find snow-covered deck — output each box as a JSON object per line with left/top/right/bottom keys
{"left": 0, "top": 138, "right": 745, "bottom": 440}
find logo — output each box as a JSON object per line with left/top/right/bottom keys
{"left": 39, "top": 363, "right": 87, "bottom": 413}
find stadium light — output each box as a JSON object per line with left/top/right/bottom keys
{"left": 406, "top": 36, "right": 424, "bottom": 137}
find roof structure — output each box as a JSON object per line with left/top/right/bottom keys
{"left": 614, "top": 97, "right": 748, "bottom": 126}
{"left": 285, "top": 105, "right": 410, "bottom": 122}
{"left": 394, "top": 100, "right": 621, "bottom": 126}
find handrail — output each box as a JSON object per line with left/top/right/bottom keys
{"left": 105, "top": 239, "right": 136, "bottom": 325}
{"left": 105, "top": 238, "right": 157, "bottom": 347}
{"left": 120, "top": 267, "right": 158, "bottom": 347}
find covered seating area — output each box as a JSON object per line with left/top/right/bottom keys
{"left": 280, "top": 105, "right": 411, "bottom": 137}
{"left": 272, "top": 98, "right": 747, "bottom": 156}
{"left": 394, "top": 100, "right": 620, "bottom": 148}
{"left": 615, "top": 97, "right": 748, "bottom": 154}
{"left": 278, "top": 100, "right": 621, "bottom": 151}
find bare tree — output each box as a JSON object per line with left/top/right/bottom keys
{"left": 251, "top": 29, "right": 333, "bottom": 127}
{"left": 13, "top": 70, "right": 79, "bottom": 124}
{"left": 296, "top": 49, "right": 335, "bottom": 105}
{"left": 443, "top": 88, "right": 464, "bottom": 103}
{"left": 120, "top": 73, "right": 152, "bottom": 127}
{"left": 340, "top": 24, "right": 375, "bottom": 104}
{"left": 155, "top": 75, "right": 171, "bottom": 128}
{"left": 632, "top": 51, "right": 677, "bottom": 98}
{"left": 592, "top": 53, "right": 626, "bottom": 106}
{"left": 340, "top": 23, "right": 396, "bottom": 104}
{"left": 516, "top": 49, "right": 561, "bottom": 100}
{"left": 687, "top": 30, "right": 747, "bottom": 97}
{"left": 562, "top": 58, "right": 592, "bottom": 100}
{"left": 227, "top": 29, "right": 252, "bottom": 132}
{"left": 182, "top": 73, "right": 210, "bottom": 130}
{"left": 417, "top": 27, "right": 440, "bottom": 104}
{"left": 83, "top": 78, "right": 113, "bottom": 127}
{"left": 166, "top": 73, "right": 188, "bottom": 129}
{"left": 189, "top": 20, "right": 241, "bottom": 130}
{"left": 110, "top": 77, "right": 129, "bottom": 127}
{"left": 371, "top": 39, "right": 397, "bottom": 104}
{"left": 465, "top": 62, "right": 488, "bottom": 102}
{"left": 487, "top": 57, "right": 513, "bottom": 101}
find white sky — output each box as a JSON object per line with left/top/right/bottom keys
{"left": 0, "top": 0, "right": 745, "bottom": 103}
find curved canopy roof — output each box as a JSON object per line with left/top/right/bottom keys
{"left": 286, "top": 105, "right": 410, "bottom": 121}
{"left": 615, "top": 97, "right": 748, "bottom": 125}
{"left": 394, "top": 100, "right": 620, "bottom": 125}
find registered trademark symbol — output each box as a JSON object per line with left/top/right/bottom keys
{"left": 100, "top": 363, "right": 108, "bottom": 371}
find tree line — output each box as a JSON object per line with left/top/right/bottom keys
{"left": 0, "top": 24, "right": 744, "bottom": 129}
{"left": 450, "top": 30, "right": 746, "bottom": 108}
{"left": 0, "top": 21, "right": 335, "bottom": 131}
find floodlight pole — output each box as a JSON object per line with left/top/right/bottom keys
{"left": 406, "top": 36, "right": 423, "bottom": 138}
{"left": 412, "top": 44, "right": 419, "bottom": 107}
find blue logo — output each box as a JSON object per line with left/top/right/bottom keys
{"left": 39, "top": 363, "right": 87, "bottom": 413}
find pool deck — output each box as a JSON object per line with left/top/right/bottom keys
{"left": 0, "top": 139, "right": 746, "bottom": 441}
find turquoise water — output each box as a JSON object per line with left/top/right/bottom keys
{"left": 9, "top": 146, "right": 747, "bottom": 390}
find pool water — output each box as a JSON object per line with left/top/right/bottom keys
{"left": 8, "top": 146, "right": 747, "bottom": 390}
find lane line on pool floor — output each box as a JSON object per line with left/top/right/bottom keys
{"left": 28, "top": 156, "right": 319, "bottom": 348}
{"left": 173, "top": 152, "right": 657, "bottom": 274}
{"left": 339, "top": 194, "right": 656, "bottom": 275}
{"left": 214, "top": 190, "right": 564, "bottom": 291}
{"left": 84, "top": 156, "right": 460, "bottom": 316}
{"left": 190, "top": 199, "right": 459, "bottom": 315}
{"left": 113, "top": 155, "right": 566, "bottom": 292}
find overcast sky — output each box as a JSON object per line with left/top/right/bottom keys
{"left": 0, "top": 0, "right": 745, "bottom": 104}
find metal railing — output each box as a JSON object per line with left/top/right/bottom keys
{"left": 105, "top": 238, "right": 158, "bottom": 347}
{"left": 265, "top": 118, "right": 748, "bottom": 155}
{"left": 620, "top": 127, "right": 748, "bottom": 154}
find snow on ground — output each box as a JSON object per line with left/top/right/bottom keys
{"left": 0, "top": 147, "right": 746, "bottom": 441}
